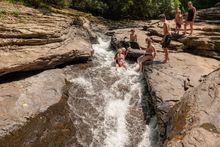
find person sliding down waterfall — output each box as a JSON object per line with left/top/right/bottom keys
{"left": 114, "top": 48, "right": 127, "bottom": 70}
{"left": 137, "top": 38, "right": 156, "bottom": 72}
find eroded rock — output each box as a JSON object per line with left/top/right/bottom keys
{"left": 165, "top": 69, "right": 220, "bottom": 147}
{"left": 0, "top": 2, "right": 94, "bottom": 77}
{"left": 143, "top": 48, "right": 220, "bottom": 139}
{"left": 0, "top": 69, "right": 76, "bottom": 147}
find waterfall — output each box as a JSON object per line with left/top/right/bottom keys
{"left": 66, "top": 37, "right": 161, "bottom": 147}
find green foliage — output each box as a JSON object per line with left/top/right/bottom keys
{"left": 180, "top": 0, "right": 219, "bottom": 9}
{"left": 4, "top": 0, "right": 219, "bottom": 20}
{"left": 5, "top": 0, "right": 71, "bottom": 8}
{"left": 174, "top": 0, "right": 181, "bottom": 9}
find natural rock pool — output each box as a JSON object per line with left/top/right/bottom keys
{"left": 64, "top": 37, "right": 161, "bottom": 147}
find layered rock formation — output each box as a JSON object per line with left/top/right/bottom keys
{"left": 197, "top": 2, "right": 220, "bottom": 20}
{"left": 143, "top": 16, "right": 220, "bottom": 59}
{"left": 0, "top": 2, "right": 93, "bottom": 76}
{"left": 165, "top": 69, "right": 220, "bottom": 147}
{"left": 0, "top": 2, "right": 97, "bottom": 146}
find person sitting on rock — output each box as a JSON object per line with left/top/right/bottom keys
{"left": 129, "top": 29, "right": 140, "bottom": 49}
{"left": 137, "top": 38, "right": 156, "bottom": 72}
{"left": 175, "top": 9, "right": 184, "bottom": 34}
{"left": 114, "top": 48, "right": 127, "bottom": 69}
{"left": 130, "top": 29, "right": 137, "bottom": 42}
{"left": 184, "top": 1, "right": 196, "bottom": 36}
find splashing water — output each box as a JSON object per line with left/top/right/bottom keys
{"left": 66, "top": 37, "right": 160, "bottom": 147}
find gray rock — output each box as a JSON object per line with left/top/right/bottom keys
{"left": 0, "top": 69, "right": 76, "bottom": 147}
{"left": 143, "top": 49, "right": 220, "bottom": 139}
{"left": 165, "top": 69, "right": 220, "bottom": 147}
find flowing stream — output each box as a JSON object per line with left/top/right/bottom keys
{"left": 65, "top": 37, "right": 161, "bottom": 147}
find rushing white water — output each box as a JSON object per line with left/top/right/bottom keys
{"left": 66, "top": 37, "right": 160, "bottom": 147}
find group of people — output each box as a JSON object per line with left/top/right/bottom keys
{"left": 114, "top": 1, "right": 196, "bottom": 71}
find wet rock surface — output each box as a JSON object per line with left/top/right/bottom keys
{"left": 165, "top": 69, "right": 220, "bottom": 147}
{"left": 0, "top": 2, "right": 93, "bottom": 77}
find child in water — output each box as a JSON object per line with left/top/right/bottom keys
{"left": 137, "top": 38, "right": 156, "bottom": 71}
{"left": 115, "top": 48, "right": 126, "bottom": 69}
{"left": 175, "top": 9, "right": 184, "bottom": 34}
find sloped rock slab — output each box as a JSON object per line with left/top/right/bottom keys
{"left": 166, "top": 69, "right": 220, "bottom": 147}
{"left": 0, "top": 69, "right": 76, "bottom": 147}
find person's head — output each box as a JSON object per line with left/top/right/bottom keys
{"left": 117, "top": 48, "right": 123, "bottom": 54}
{"left": 159, "top": 14, "right": 166, "bottom": 22}
{"left": 176, "top": 8, "right": 181, "bottom": 14}
{"left": 188, "top": 1, "right": 193, "bottom": 8}
{"left": 145, "top": 38, "right": 153, "bottom": 47}
{"left": 130, "top": 29, "right": 135, "bottom": 34}
{"left": 121, "top": 48, "right": 126, "bottom": 54}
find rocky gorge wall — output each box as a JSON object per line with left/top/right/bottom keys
{"left": 0, "top": 2, "right": 99, "bottom": 146}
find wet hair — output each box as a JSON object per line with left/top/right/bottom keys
{"left": 159, "top": 14, "right": 166, "bottom": 19}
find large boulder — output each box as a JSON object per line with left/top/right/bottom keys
{"left": 143, "top": 46, "right": 220, "bottom": 139}
{"left": 0, "top": 2, "right": 93, "bottom": 77}
{"left": 197, "top": 4, "right": 220, "bottom": 20}
{"left": 165, "top": 69, "right": 220, "bottom": 147}
{"left": 0, "top": 69, "right": 76, "bottom": 147}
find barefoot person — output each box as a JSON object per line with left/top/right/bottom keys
{"left": 184, "top": 1, "right": 196, "bottom": 36}
{"left": 175, "top": 9, "right": 184, "bottom": 34}
{"left": 159, "top": 14, "right": 171, "bottom": 63}
{"left": 115, "top": 48, "right": 126, "bottom": 69}
{"left": 137, "top": 38, "right": 156, "bottom": 71}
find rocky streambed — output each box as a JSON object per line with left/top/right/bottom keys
{"left": 0, "top": 1, "right": 220, "bottom": 147}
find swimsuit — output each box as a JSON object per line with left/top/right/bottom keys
{"left": 162, "top": 35, "right": 172, "bottom": 48}
{"left": 176, "top": 16, "right": 183, "bottom": 28}
{"left": 187, "top": 9, "right": 194, "bottom": 22}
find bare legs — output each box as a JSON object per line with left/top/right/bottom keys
{"left": 184, "top": 21, "right": 194, "bottom": 36}
{"left": 162, "top": 48, "right": 169, "bottom": 63}
{"left": 137, "top": 55, "right": 153, "bottom": 72}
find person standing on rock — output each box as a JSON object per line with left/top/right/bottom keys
{"left": 159, "top": 14, "right": 171, "bottom": 63}
{"left": 184, "top": 1, "right": 196, "bottom": 36}
{"left": 175, "top": 9, "right": 184, "bottom": 34}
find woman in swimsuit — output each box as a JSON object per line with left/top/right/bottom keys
{"left": 184, "top": 1, "right": 196, "bottom": 36}
{"left": 175, "top": 9, "right": 184, "bottom": 34}
{"left": 137, "top": 38, "right": 156, "bottom": 72}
